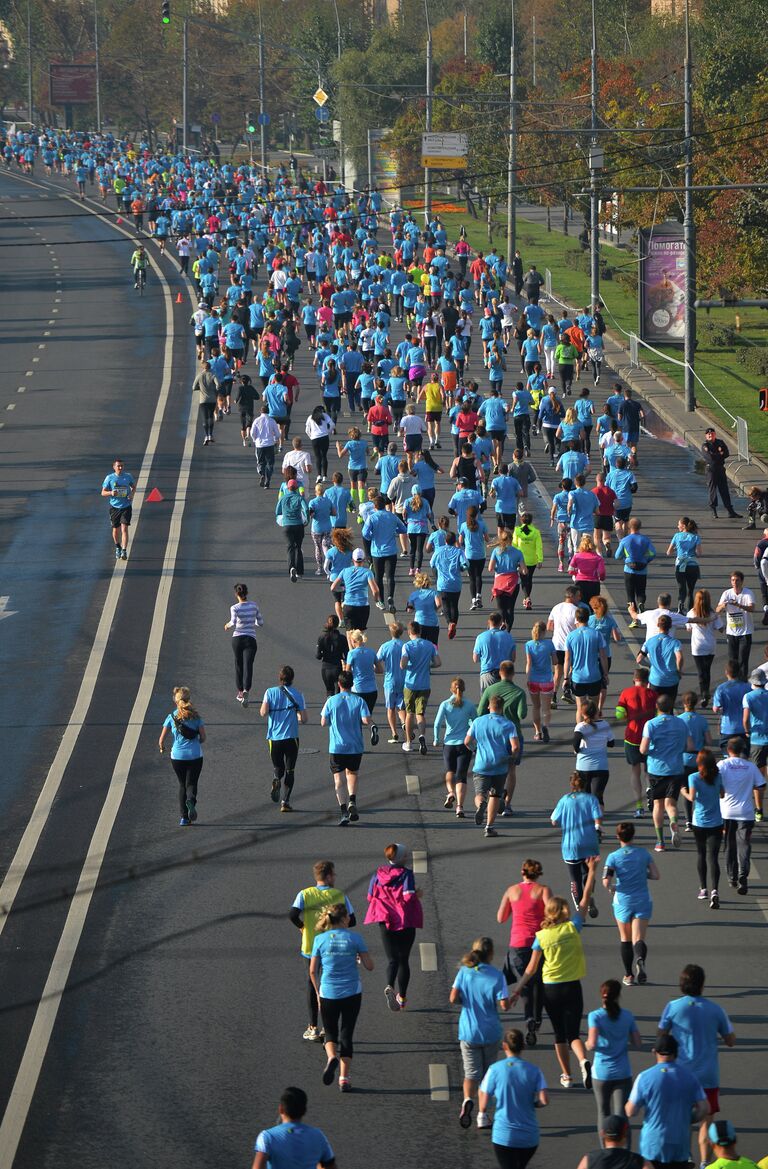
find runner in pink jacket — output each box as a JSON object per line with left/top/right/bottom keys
{"left": 364, "top": 842, "right": 424, "bottom": 1011}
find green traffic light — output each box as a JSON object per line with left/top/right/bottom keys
{"left": 162, "top": 15, "right": 170, "bottom": 22}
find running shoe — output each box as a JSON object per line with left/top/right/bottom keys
{"left": 339, "top": 1078, "right": 351, "bottom": 1092}
{"left": 755, "top": 809, "right": 763, "bottom": 822}
{"left": 270, "top": 778, "right": 281, "bottom": 803}
{"left": 236, "top": 691, "right": 244, "bottom": 704}
{"left": 580, "top": 1059, "right": 592, "bottom": 1090}
{"left": 542, "top": 726, "right": 550, "bottom": 743}
{"left": 654, "top": 842, "right": 665, "bottom": 852}
{"left": 459, "top": 1098, "right": 474, "bottom": 1128}
{"left": 179, "top": 817, "right": 190, "bottom": 827}
{"left": 348, "top": 803, "right": 360, "bottom": 822}
{"left": 633, "top": 807, "right": 644, "bottom": 818}
{"left": 685, "top": 821, "right": 692, "bottom": 832}
{"left": 670, "top": 824, "right": 681, "bottom": 849}
{"left": 384, "top": 985, "right": 400, "bottom": 1012}
{"left": 500, "top": 803, "right": 513, "bottom": 817}
{"left": 370, "top": 724, "right": 379, "bottom": 747}
{"left": 484, "top": 825, "right": 498, "bottom": 838}
{"left": 523, "top": 597, "right": 532, "bottom": 609}
{"left": 388, "top": 734, "right": 400, "bottom": 744}
{"left": 186, "top": 799, "right": 198, "bottom": 823}
{"left": 559, "top": 1074, "right": 572, "bottom": 1089}
{"left": 418, "top": 735, "right": 427, "bottom": 755}
{"left": 290, "top": 567, "right": 298, "bottom": 582}
{"left": 387, "top": 598, "right": 396, "bottom": 613}
{"left": 338, "top": 809, "right": 350, "bottom": 826}
{"left": 525, "top": 1018, "right": 537, "bottom": 1047}
{"left": 120, "top": 549, "right": 127, "bottom": 560}
{"left": 396, "top": 994, "right": 406, "bottom": 1009}
{"left": 635, "top": 958, "right": 647, "bottom": 984}
{"left": 710, "top": 890, "right": 719, "bottom": 909}
{"left": 737, "top": 880, "right": 748, "bottom": 895}
{"left": 456, "top": 808, "right": 465, "bottom": 818}
{"left": 280, "top": 801, "right": 292, "bottom": 813}
{"left": 476, "top": 1111, "right": 491, "bottom": 1129}
{"left": 448, "top": 621, "right": 457, "bottom": 640}
{"left": 444, "top": 793, "right": 456, "bottom": 808}
{"left": 474, "top": 799, "right": 487, "bottom": 826}
{"left": 622, "top": 974, "right": 635, "bottom": 987}
{"left": 550, "top": 696, "right": 558, "bottom": 710}
{"left": 698, "top": 888, "right": 707, "bottom": 900}
{"left": 303, "top": 1025, "right": 322, "bottom": 1042}
{"left": 628, "top": 619, "right": 640, "bottom": 629}
{"left": 315, "top": 568, "right": 323, "bottom": 576}
{"left": 375, "top": 600, "right": 385, "bottom": 610}
{"left": 322, "top": 1056, "right": 339, "bottom": 1085}
{"left": 241, "top": 691, "right": 249, "bottom": 707}
{"left": 402, "top": 741, "right": 413, "bottom": 752}
{"left": 557, "top": 563, "right": 564, "bottom": 573}
{"left": 587, "top": 898, "right": 599, "bottom": 919}
{"left": 115, "top": 546, "right": 122, "bottom": 559}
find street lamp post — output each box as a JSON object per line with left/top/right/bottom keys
{"left": 589, "top": 0, "right": 601, "bottom": 308}
{"left": 424, "top": 0, "right": 432, "bottom": 226}
{"left": 26, "top": 0, "right": 32, "bottom": 125}
{"left": 683, "top": 0, "right": 696, "bottom": 412}
{"left": 94, "top": 0, "right": 101, "bottom": 133}
{"left": 258, "top": 0, "right": 266, "bottom": 171}
{"left": 329, "top": 0, "right": 344, "bottom": 186}
{"left": 506, "top": 6, "right": 516, "bottom": 265}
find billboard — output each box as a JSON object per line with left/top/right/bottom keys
{"left": 639, "top": 221, "right": 686, "bottom": 345}
{"left": 369, "top": 128, "right": 400, "bottom": 204}
{"left": 49, "top": 64, "right": 97, "bottom": 105}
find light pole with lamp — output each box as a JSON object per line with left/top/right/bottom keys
{"left": 423, "top": 0, "right": 432, "bottom": 226}
{"left": 588, "top": 0, "right": 601, "bottom": 309}
{"left": 94, "top": 0, "right": 101, "bottom": 133}
{"left": 506, "top": 0, "right": 516, "bottom": 266}
{"left": 683, "top": 0, "right": 696, "bottom": 412}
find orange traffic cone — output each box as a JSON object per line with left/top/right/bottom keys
{"left": 175, "top": 292, "right": 183, "bottom": 304}
{"left": 116, "top": 215, "right": 123, "bottom": 224}
{"left": 146, "top": 487, "right": 164, "bottom": 503}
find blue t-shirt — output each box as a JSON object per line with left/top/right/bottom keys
{"left": 587, "top": 1006, "right": 637, "bottom": 1081}
{"left": 643, "top": 713, "right": 689, "bottom": 776}
{"left": 526, "top": 639, "right": 555, "bottom": 684}
{"left": 642, "top": 633, "right": 681, "bottom": 688}
{"left": 686, "top": 772, "right": 724, "bottom": 828}
{"left": 615, "top": 533, "right": 655, "bottom": 574}
{"left": 401, "top": 637, "right": 438, "bottom": 690}
{"left": 452, "top": 962, "right": 507, "bottom": 1043}
{"left": 629, "top": 1063, "right": 706, "bottom": 1162}
{"left": 333, "top": 565, "right": 372, "bottom": 606}
{"left": 254, "top": 1121, "right": 334, "bottom": 1168}
{"left": 603, "top": 845, "right": 652, "bottom": 915}
{"left": 659, "top": 996, "right": 732, "bottom": 1088}
{"left": 362, "top": 510, "right": 406, "bottom": 557}
{"left": 670, "top": 530, "right": 701, "bottom": 569}
{"left": 459, "top": 519, "right": 488, "bottom": 561}
{"left": 407, "top": 587, "right": 439, "bottom": 629}
{"left": 376, "top": 638, "right": 405, "bottom": 689}
{"left": 342, "top": 439, "right": 368, "bottom": 471}
{"left": 102, "top": 471, "right": 135, "bottom": 509}
{"left": 310, "top": 928, "right": 368, "bottom": 998}
{"left": 321, "top": 691, "right": 368, "bottom": 753}
{"left": 347, "top": 645, "right": 378, "bottom": 694}
{"left": 470, "top": 713, "right": 517, "bottom": 775}
{"left": 713, "top": 680, "right": 751, "bottom": 735}
{"left": 479, "top": 397, "right": 508, "bottom": 431}
{"left": 492, "top": 475, "right": 522, "bottom": 514}
{"left": 308, "top": 495, "right": 334, "bottom": 534}
{"left": 552, "top": 790, "right": 601, "bottom": 860}
{"left": 474, "top": 629, "right": 515, "bottom": 674}
{"left": 565, "top": 626, "right": 605, "bottom": 684}
{"left": 480, "top": 1058, "right": 546, "bottom": 1149}
{"left": 743, "top": 688, "right": 768, "bottom": 744}
{"left": 569, "top": 488, "right": 599, "bottom": 531}
{"left": 430, "top": 544, "right": 465, "bottom": 592}
{"left": 680, "top": 709, "right": 709, "bottom": 767}
{"left": 262, "top": 685, "right": 306, "bottom": 741}
{"left": 162, "top": 713, "right": 203, "bottom": 760}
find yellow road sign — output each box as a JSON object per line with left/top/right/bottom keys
{"left": 421, "top": 155, "right": 468, "bottom": 169}
{"left": 313, "top": 88, "right": 328, "bottom": 107}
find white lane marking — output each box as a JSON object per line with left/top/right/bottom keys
{"left": 420, "top": 942, "right": 438, "bottom": 972}
{"left": 5, "top": 404, "right": 15, "bottom": 411}
{"left": 16, "top": 388, "right": 24, "bottom": 394}
{"left": 51, "top": 309, "right": 58, "bottom": 313}
{"left": 43, "top": 332, "right": 50, "bottom": 336}
{"left": 0, "top": 198, "right": 176, "bottom": 943}
{"left": 54, "top": 298, "right": 61, "bottom": 303}
{"left": 37, "top": 344, "right": 45, "bottom": 349}
{"left": 429, "top": 1064, "right": 450, "bottom": 1102}
{"left": 0, "top": 199, "right": 192, "bottom": 1166}
{"left": 0, "top": 423, "right": 5, "bottom": 429}
{"left": 48, "top": 320, "right": 55, "bottom": 324}
{"left": 406, "top": 773, "right": 421, "bottom": 794}
{"left": 412, "top": 850, "right": 428, "bottom": 874}
{"left": 32, "top": 358, "right": 39, "bottom": 363}
{"left": 0, "top": 597, "right": 18, "bottom": 621}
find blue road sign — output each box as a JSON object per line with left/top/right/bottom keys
{"left": 314, "top": 107, "right": 330, "bottom": 123}
{"left": 257, "top": 112, "right": 270, "bottom": 126}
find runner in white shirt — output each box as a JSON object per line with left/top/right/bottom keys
{"left": 282, "top": 436, "right": 313, "bottom": 488}
{"left": 716, "top": 571, "right": 755, "bottom": 676}
{"left": 546, "top": 585, "right": 584, "bottom": 705}
{"left": 629, "top": 593, "right": 690, "bottom": 631}
{"left": 717, "top": 739, "right": 765, "bottom": 894}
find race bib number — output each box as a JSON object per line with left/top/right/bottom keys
{"left": 728, "top": 609, "right": 745, "bottom": 634}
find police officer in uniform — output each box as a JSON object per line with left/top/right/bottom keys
{"left": 701, "top": 428, "right": 741, "bottom": 519}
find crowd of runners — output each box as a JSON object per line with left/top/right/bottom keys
{"left": 7, "top": 125, "right": 768, "bottom": 1169}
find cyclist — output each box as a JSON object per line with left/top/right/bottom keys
{"left": 131, "top": 243, "right": 148, "bottom": 290}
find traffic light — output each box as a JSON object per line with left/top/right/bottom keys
{"left": 161, "top": 0, "right": 170, "bottom": 23}
{"left": 246, "top": 112, "right": 256, "bottom": 134}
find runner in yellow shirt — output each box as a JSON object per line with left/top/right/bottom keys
{"left": 418, "top": 372, "right": 445, "bottom": 449}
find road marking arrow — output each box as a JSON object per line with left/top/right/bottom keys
{"left": 0, "top": 596, "right": 18, "bottom": 621}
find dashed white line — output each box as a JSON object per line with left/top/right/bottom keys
{"left": 412, "top": 850, "right": 428, "bottom": 874}
{"left": 419, "top": 941, "right": 438, "bottom": 972}
{"left": 6, "top": 404, "right": 15, "bottom": 411}
{"left": 43, "top": 331, "right": 50, "bottom": 337}
{"left": 17, "top": 388, "right": 25, "bottom": 394}
{"left": 37, "top": 344, "right": 45, "bottom": 350}
{"left": 405, "top": 773, "right": 421, "bottom": 795}
{"left": 429, "top": 1064, "right": 450, "bottom": 1102}
{"left": 32, "top": 357, "right": 39, "bottom": 363}
{"left": 24, "top": 371, "right": 33, "bottom": 377}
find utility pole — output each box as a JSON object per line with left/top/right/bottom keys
{"left": 683, "top": 0, "right": 696, "bottom": 412}
{"left": 330, "top": 0, "right": 344, "bottom": 186}
{"left": 26, "top": 0, "right": 32, "bottom": 124}
{"left": 589, "top": 0, "right": 601, "bottom": 308}
{"left": 182, "top": 15, "right": 188, "bottom": 154}
{"left": 367, "top": 127, "right": 373, "bottom": 190}
{"left": 423, "top": 0, "right": 432, "bottom": 226}
{"left": 532, "top": 14, "right": 536, "bottom": 87}
{"left": 506, "top": 11, "right": 516, "bottom": 265}
{"left": 94, "top": 0, "right": 101, "bottom": 133}
{"left": 258, "top": 14, "right": 266, "bottom": 171}
{"left": 463, "top": 6, "right": 468, "bottom": 63}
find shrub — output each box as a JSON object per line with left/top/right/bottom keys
{"left": 734, "top": 346, "right": 768, "bottom": 377}
{"left": 698, "top": 320, "right": 739, "bottom": 348}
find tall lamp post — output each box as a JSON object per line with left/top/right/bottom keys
{"left": 506, "top": 6, "right": 516, "bottom": 265}
{"left": 329, "top": 0, "right": 344, "bottom": 185}
{"left": 588, "top": 0, "right": 601, "bottom": 309}
{"left": 94, "top": 0, "right": 101, "bottom": 133}
{"left": 26, "top": 0, "right": 32, "bottom": 124}
{"left": 683, "top": 0, "right": 696, "bottom": 411}
{"left": 423, "top": 0, "right": 432, "bottom": 226}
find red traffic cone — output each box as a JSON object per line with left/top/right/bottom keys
{"left": 175, "top": 292, "right": 183, "bottom": 304}
{"left": 146, "top": 487, "right": 164, "bottom": 503}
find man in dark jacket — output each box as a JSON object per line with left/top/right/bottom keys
{"left": 523, "top": 264, "right": 545, "bottom": 305}
{"left": 511, "top": 250, "right": 524, "bottom": 295}
{"left": 701, "top": 428, "right": 740, "bottom": 519}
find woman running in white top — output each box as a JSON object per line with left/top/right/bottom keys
{"left": 224, "top": 582, "right": 264, "bottom": 706}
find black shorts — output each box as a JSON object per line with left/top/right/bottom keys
{"left": 755, "top": 744, "right": 768, "bottom": 768}
{"left": 572, "top": 679, "right": 602, "bottom": 697}
{"left": 342, "top": 604, "right": 370, "bottom": 631}
{"left": 426, "top": 411, "right": 442, "bottom": 422}
{"left": 349, "top": 469, "right": 368, "bottom": 483}
{"left": 615, "top": 506, "right": 632, "bottom": 522}
{"left": 443, "top": 743, "right": 472, "bottom": 783}
{"left": 624, "top": 742, "right": 643, "bottom": 766}
{"left": 555, "top": 650, "right": 566, "bottom": 666}
{"left": 240, "top": 410, "right": 254, "bottom": 428}
{"left": 648, "top": 774, "right": 684, "bottom": 802}
{"left": 595, "top": 515, "right": 613, "bottom": 532}
{"left": 109, "top": 506, "right": 132, "bottom": 527}
{"left": 404, "top": 435, "right": 423, "bottom": 451}
{"left": 330, "top": 752, "right": 362, "bottom": 774}
{"left": 489, "top": 429, "right": 506, "bottom": 442}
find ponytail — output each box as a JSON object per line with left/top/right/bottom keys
{"left": 601, "top": 979, "right": 622, "bottom": 1020}
{"left": 461, "top": 936, "right": 494, "bottom": 968}
{"left": 316, "top": 902, "right": 349, "bottom": 933}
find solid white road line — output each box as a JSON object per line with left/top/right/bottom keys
{"left": 429, "top": 1063, "right": 450, "bottom": 1102}
{"left": 0, "top": 221, "right": 196, "bottom": 1169}
{"left": 419, "top": 942, "right": 438, "bottom": 972}
{"left": 0, "top": 193, "right": 176, "bottom": 940}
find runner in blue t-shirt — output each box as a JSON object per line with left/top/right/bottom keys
{"left": 320, "top": 671, "right": 371, "bottom": 825}
{"left": 602, "top": 821, "right": 660, "bottom": 986}
{"left": 100, "top": 458, "right": 135, "bottom": 561}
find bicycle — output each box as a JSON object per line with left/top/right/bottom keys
{"left": 134, "top": 267, "right": 147, "bottom": 296}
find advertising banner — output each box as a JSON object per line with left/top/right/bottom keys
{"left": 639, "top": 221, "right": 686, "bottom": 345}
{"left": 49, "top": 64, "right": 97, "bottom": 105}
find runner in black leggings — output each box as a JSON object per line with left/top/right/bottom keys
{"left": 363, "top": 843, "right": 423, "bottom": 1011}
{"left": 158, "top": 687, "right": 206, "bottom": 826}
{"left": 316, "top": 614, "right": 347, "bottom": 696}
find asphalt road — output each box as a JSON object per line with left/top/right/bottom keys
{"left": 0, "top": 174, "right": 766, "bottom": 1169}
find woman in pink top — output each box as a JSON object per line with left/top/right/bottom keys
{"left": 568, "top": 534, "right": 606, "bottom": 604}
{"left": 497, "top": 859, "right": 552, "bottom": 1046}
{"left": 364, "top": 843, "right": 424, "bottom": 1011}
